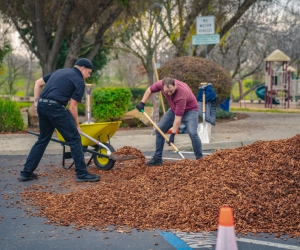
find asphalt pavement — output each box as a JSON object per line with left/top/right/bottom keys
{"left": 1, "top": 107, "right": 300, "bottom": 250}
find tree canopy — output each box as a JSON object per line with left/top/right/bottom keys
{"left": 0, "top": 0, "right": 148, "bottom": 75}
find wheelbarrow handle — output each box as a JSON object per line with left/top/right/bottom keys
{"left": 141, "top": 110, "right": 184, "bottom": 159}
{"left": 79, "top": 131, "right": 112, "bottom": 156}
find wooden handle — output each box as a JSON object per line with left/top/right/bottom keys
{"left": 200, "top": 82, "right": 207, "bottom": 86}
{"left": 142, "top": 111, "right": 180, "bottom": 152}
{"left": 85, "top": 84, "right": 92, "bottom": 87}
{"left": 87, "top": 95, "right": 91, "bottom": 112}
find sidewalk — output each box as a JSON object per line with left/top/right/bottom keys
{"left": 230, "top": 99, "right": 300, "bottom": 111}
{"left": 1, "top": 108, "right": 300, "bottom": 156}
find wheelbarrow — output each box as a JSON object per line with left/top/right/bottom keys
{"left": 28, "top": 121, "right": 134, "bottom": 171}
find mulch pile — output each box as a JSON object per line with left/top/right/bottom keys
{"left": 20, "top": 135, "right": 300, "bottom": 238}
{"left": 111, "top": 146, "right": 145, "bottom": 161}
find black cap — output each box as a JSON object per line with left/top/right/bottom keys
{"left": 75, "top": 58, "right": 93, "bottom": 69}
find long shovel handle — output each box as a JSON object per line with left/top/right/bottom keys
{"left": 85, "top": 84, "right": 93, "bottom": 124}
{"left": 141, "top": 110, "right": 185, "bottom": 159}
{"left": 79, "top": 131, "right": 112, "bottom": 156}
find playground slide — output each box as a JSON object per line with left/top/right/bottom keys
{"left": 255, "top": 85, "right": 280, "bottom": 105}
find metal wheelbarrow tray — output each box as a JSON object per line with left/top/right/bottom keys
{"left": 28, "top": 121, "right": 121, "bottom": 171}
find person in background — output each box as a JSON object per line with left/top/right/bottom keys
{"left": 19, "top": 58, "right": 100, "bottom": 182}
{"left": 136, "top": 77, "right": 202, "bottom": 166}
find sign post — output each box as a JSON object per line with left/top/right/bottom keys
{"left": 193, "top": 16, "right": 219, "bottom": 57}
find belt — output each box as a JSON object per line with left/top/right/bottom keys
{"left": 38, "top": 98, "right": 60, "bottom": 104}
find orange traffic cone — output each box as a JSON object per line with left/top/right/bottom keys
{"left": 215, "top": 206, "right": 238, "bottom": 250}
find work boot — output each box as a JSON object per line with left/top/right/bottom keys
{"left": 19, "top": 172, "right": 38, "bottom": 181}
{"left": 76, "top": 173, "right": 100, "bottom": 182}
{"left": 146, "top": 156, "right": 163, "bottom": 166}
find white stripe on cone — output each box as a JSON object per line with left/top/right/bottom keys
{"left": 216, "top": 225, "right": 238, "bottom": 250}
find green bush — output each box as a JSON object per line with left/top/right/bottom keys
{"left": 92, "top": 87, "right": 132, "bottom": 122}
{"left": 78, "top": 103, "right": 86, "bottom": 116}
{"left": 129, "top": 87, "right": 147, "bottom": 110}
{"left": 0, "top": 99, "right": 25, "bottom": 132}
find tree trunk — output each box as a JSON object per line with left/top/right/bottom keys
{"left": 146, "top": 62, "right": 160, "bottom": 130}
{"left": 25, "top": 53, "right": 33, "bottom": 96}
{"left": 175, "top": 0, "right": 210, "bottom": 57}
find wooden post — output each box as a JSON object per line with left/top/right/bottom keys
{"left": 152, "top": 57, "right": 166, "bottom": 114}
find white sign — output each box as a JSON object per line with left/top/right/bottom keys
{"left": 196, "top": 16, "right": 215, "bottom": 35}
{"left": 192, "top": 34, "right": 220, "bottom": 45}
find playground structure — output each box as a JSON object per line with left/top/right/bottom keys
{"left": 255, "top": 85, "right": 279, "bottom": 105}
{"left": 288, "top": 66, "right": 300, "bottom": 102}
{"left": 261, "top": 49, "right": 300, "bottom": 109}
{"left": 233, "top": 50, "right": 300, "bottom": 109}
{"left": 264, "top": 49, "right": 291, "bottom": 108}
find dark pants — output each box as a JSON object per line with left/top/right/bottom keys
{"left": 154, "top": 109, "right": 202, "bottom": 159}
{"left": 21, "top": 102, "right": 88, "bottom": 177}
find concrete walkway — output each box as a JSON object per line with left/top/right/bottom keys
{"left": 1, "top": 109, "right": 300, "bottom": 156}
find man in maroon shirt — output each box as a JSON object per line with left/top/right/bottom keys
{"left": 136, "top": 77, "right": 202, "bottom": 166}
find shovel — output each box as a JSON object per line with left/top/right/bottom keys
{"left": 82, "top": 84, "right": 94, "bottom": 124}
{"left": 198, "top": 83, "right": 211, "bottom": 143}
{"left": 141, "top": 109, "right": 185, "bottom": 159}
{"left": 79, "top": 131, "right": 141, "bottom": 161}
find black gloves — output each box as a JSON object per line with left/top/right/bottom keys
{"left": 167, "top": 133, "right": 175, "bottom": 146}
{"left": 136, "top": 102, "right": 145, "bottom": 112}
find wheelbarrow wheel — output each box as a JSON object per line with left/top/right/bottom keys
{"left": 93, "top": 143, "right": 115, "bottom": 170}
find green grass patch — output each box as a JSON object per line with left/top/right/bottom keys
{"left": 230, "top": 107, "right": 300, "bottom": 114}
{"left": 15, "top": 102, "right": 32, "bottom": 108}
{"left": 231, "top": 80, "right": 261, "bottom": 101}
{"left": 16, "top": 91, "right": 26, "bottom": 96}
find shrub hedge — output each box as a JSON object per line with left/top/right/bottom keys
{"left": 128, "top": 87, "right": 147, "bottom": 110}
{"left": 0, "top": 99, "right": 24, "bottom": 132}
{"left": 92, "top": 87, "right": 132, "bottom": 122}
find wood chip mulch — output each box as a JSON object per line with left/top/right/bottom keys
{"left": 20, "top": 135, "right": 300, "bottom": 238}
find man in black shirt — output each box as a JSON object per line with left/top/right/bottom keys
{"left": 20, "top": 58, "right": 100, "bottom": 182}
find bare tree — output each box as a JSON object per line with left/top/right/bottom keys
{"left": 112, "top": 53, "right": 147, "bottom": 88}
{"left": 209, "top": 0, "right": 300, "bottom": 82}
{"left": 111, "top": 2, "right": 169, "bottom": 86}
{"left": 1, "top": 54, "right": 28, "bottom": 95}
{"left": 152, "top": 0, "right": 259, "bottom": 57}
{"left": 25, "top": 51, "right": 35, "bottom": 96}
{"left": 0, "top": 14, "right": 12, "bottom": 67}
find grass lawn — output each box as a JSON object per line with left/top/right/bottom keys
{"left": 0, "top": 67, "right": 42, "bottom": 96}
{"left": 231, "top": 107, "right": 300, "bottom": 114}
{"left": 15, "top": 102, "right": 32, "bottom": 108}
{"left": 231, "top": 81, "right": 261, "bottom": 101}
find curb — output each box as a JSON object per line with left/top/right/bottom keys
{"left": 202, "top": 140, "right": 256, "bottom": 150}
{"left": 160, "top": 140, "right": 257, "bottom": 152}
